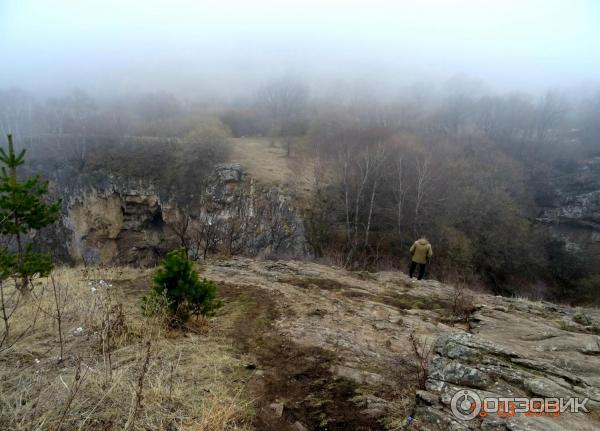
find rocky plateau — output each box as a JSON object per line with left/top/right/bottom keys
{"left": 199, "top": 257, "right": 600, "bottom": 430}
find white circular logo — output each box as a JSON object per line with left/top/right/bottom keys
{"left": 451, "top": 389, "right": 481, "bottom": 420}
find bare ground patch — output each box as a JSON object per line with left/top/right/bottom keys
{"left": 217, "top": 282, "right": 389, "bottom": 431}
{"left": 281, "top": 276, "right": 352, "bottom": 291}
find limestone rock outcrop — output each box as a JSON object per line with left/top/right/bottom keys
{"left": 537, "top": 156, "right": 600, "bottom": 268}
{"left": 416, "top": 296, "right": 600, "bottom": 430}
{"left": 201, "top": 258, "right": 600, "bottom": 430}
{"left": 40, "top": 163, "right": 307, "bottom": 265}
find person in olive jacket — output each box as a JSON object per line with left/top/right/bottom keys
{"left": 409, "top": 237, "right": 433, "bottom": 280}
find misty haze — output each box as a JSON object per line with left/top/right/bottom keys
{"left": 1, "top": 1, "right": 599, "bottom": 430}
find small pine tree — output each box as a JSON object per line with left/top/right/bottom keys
{"left": 0, "top": 134, "right": 61, "bottom": 290}
{"left": 143, "top": 249, "right": 220, "bottom": 325}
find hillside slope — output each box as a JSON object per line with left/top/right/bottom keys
{"left": 2, "top": 259, "right": 599, "bottom": 430}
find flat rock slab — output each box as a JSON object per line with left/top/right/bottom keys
{"left": 203, "top": 257, "right": 600, "bottom": 430}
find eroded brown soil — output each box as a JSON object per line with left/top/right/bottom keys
{"left": 218, "top": 282, "right": 389, "bottom": 431}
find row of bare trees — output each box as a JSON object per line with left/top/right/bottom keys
{"left": 3, "top": 78, "right": 599, "bottom": 167}
{"left": 338, "top": 141, "right": 387, "bottom": 265}
{"left": 305, "top": 112, "right": 546, "bottom": 292}
{"left": 307, "top": 118, "right": 442, "bottom": 269}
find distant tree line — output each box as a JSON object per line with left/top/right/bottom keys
{"left": 1, "top": 74, "right": 599, "bottom": 303}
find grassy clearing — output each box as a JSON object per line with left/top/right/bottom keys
{"left": 229, "top": 137, "right": 293, "bottom": 185}
{"left": 0, "top": 267, "right": 254, "bottom": 431}
{"left": 229, "top": 137, "right": 315, "bottom": 196}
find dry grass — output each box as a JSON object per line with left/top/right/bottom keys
{"left": 383, "top": 386, "right": 417, "bottom": 431}
{"left": 229, "top": 137, "right": 293, "bottom": 185}
{"left": 229, "top": 137, "right": 315, "bottom": 195}
{"left": 0, "top": 266, "right": 254, "bottom": 431}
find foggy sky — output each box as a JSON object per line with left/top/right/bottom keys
{"left": 1, "top": 0, "right": 599, "bottom": 99}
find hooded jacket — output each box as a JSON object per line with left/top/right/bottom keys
{"left": 410, "top": 238, "right": 433, "bottom": 264}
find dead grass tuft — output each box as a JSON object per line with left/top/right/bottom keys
{"left": 0, "top": 266, "right": 254, "bottom": 431}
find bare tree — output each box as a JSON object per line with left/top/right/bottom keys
{"left": 0, "top": 280, "right": 22, "bottom": 349}
{"left": 1, "top": 279, "right": 45, "bottom": 353}
{"left": 257, "top": 77, "right": 308, "bottom": 124}
{"left": 124, "top": 341, "right": 151, "bottom": 431}
{"left": 408, "top": 332, "right": 434, "bottom": 389}
{"left": 393, "top": 154, "right": 409, "bottom": 241}
{"left": 364, "top": 143, "right": 387, "bottom": 246}
{"left": 53, "top": 356, "right": 87, "bottom": 431}
{"left": 168, "top": 209, "right": 192, "bottom": 256}
{"left": 50, "top": 276, "right": 68, "bottom": 361}
{"left": 99, "top": 287, "right": 114, "bottom": 385}
{"left": 45, "top": 89, "right": 96, "bottom": 170}
{"left": 352, "top": 147, "right": 372, "bottom": 240}
{"left": 450, "top": 278, "right": 476, "bottom": 323}
{"left": 413, "top": 152, "right": 433, "bottom": 235}
{"left": 188, "top": 212, "right": 222, "bottom": 260}
{"left": 304, "top": 160, "right": 337, "bottom": 257}
{"left": 256, "top": 190, "right": 298, "bottom": 254}
{"left": 336, "top": 142, "right": 387, "bottom": 267}
{"left": 534, "top": 90, "right": 567, "bottom": 143}
{"left": 256, "top": 77, "right": 308, "bottom": 156}
{"left": 339, "top": 146, "right": 352, "bottom": 243}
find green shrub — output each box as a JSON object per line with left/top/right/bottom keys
{"left": 143, "top": 250, "right": 220, "bottom": 325}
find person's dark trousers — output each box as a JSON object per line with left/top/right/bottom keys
{"left": 409, "top": 261, "right": 427, "bottom": 280}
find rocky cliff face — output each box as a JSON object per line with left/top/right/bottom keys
{"left": 38, "top": 163, "right": 307, "bottom": 265}
{"left": 537, "top": 157, "right": 600, "bottom": 266}
{"left": 64, "top": 183, "right": 169, "bottom": 266}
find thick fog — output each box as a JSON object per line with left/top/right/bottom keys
{"left": 1, "top": 0, "right": 599, "bottom": 99}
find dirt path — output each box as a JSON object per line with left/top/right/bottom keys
{"left": 218, "top": 282, "right": 388, "bottom": 430}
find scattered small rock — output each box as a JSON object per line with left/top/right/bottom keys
{"left": 416, "top": 390, "right": 440, "bottom": 406}
{"left": 268, "top": 402, "right": 284, "bottom": 418}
